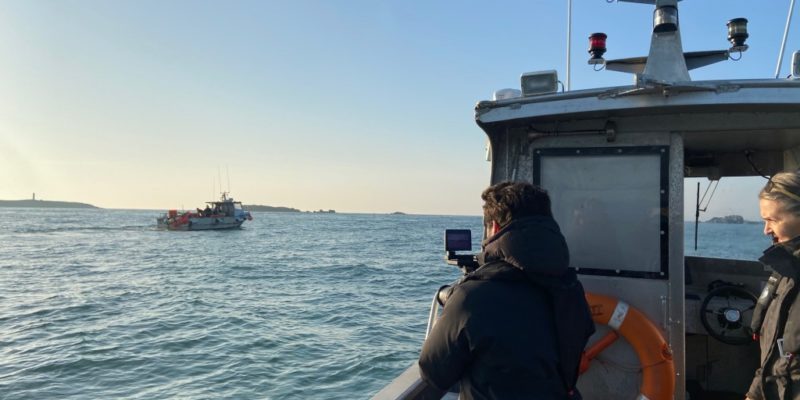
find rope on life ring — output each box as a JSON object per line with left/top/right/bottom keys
{"left": 581, "top": 292, "right": 675, "bottom": 400}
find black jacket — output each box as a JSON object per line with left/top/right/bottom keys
{"left": 418, "top": 216, "right": 594, "bottom": 400}
{"left": 748, "top": 236, "right": 800, "bottom": 400}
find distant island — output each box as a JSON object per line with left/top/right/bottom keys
{"left": 244, "top": 204, "right": 301, "bottom": 212}
{"left": 706, "top": 215, "right": 746, "bottom": 224}
{"left": 391, "top": 211, "right": 406, "bottom": 215}
{"left": 0, "top": 199, "right": 99, "bottom": 209}
{"left": 0, "top": 198, "right": 332, "bottom": 213}
{"left": 230, "top": 205, "right": 337, "bottom": 213}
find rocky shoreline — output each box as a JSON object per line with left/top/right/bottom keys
{"left": 0, "top": 199, "right": 99, "bottom": 209}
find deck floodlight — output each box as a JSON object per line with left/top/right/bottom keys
{"left": 727, "top": 18, "right": 749, "bottom": 52}
{"left": 520, "top": 70, "right": 558, "bottom": 96}
{"left": 493, "top": 88, "right": 522, "bottom": 100}
{"left": 588, "top": 33, "right": 607, "bottom": 65}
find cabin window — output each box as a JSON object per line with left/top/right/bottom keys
{"left": 534, "top": 146, "right": 668, "bottom": 279}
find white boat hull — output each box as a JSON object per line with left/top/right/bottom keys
{"left": 157, "top": 215, "right": 248, "bottom": 231}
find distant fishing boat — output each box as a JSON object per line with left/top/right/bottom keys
{"left": 157, "top": 192, "right": 253, "bottom": 231}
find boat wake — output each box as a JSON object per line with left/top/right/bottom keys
{"left": 14, "top": 225, "right": 155, "bottom": 234}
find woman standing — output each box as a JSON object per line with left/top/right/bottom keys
{"left": 748, "top": 171, "right": 800, "bottom": 400}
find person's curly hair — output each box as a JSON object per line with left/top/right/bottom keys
{"left": 481, "top": 181, "right": 552, "bottom": 227}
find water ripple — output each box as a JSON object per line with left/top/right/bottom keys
{"left": 0, "top": 210, "right": 498, "bottom": 398}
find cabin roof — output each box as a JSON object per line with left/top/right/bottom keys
{"left": 476, "top": 79, "right": 800, "bottom": 124}
{"left": 476, "top": 78, "right": 800, "bottom": 177}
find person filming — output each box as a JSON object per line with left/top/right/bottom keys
{"left": 418, "top": 181, "right": 594, "bottom": 400}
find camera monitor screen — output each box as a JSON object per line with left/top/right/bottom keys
{"left": 445, "top": 229, "right": 472, "bottom": 252}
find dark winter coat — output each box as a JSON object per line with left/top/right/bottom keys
{"left": 418, "top": 216, "right": 594, "bottom": 400}
{"left": 748, "top": 236, "right": 800, "bottom": 400}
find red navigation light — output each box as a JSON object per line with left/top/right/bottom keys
{"left": 588, "top": 33, "right": 607, "bottom": 65}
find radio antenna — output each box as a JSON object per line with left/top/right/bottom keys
{"left": 694, "top": 179, "right": 720, "bottom": 250}
{"left": 217, "top": 166, "right": 223, "bottom": 197}
{"left": 566, "top": 0, "right": 572, "bottom": 91}
{"left": 695, "top": 182, "right": 700, "bottom": 250}
{"left": 776, "top": 0, "right": 797, "bottom": 78}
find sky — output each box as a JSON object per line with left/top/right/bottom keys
{"left": 0, "top": 1, "right": 797, "bottom": 218}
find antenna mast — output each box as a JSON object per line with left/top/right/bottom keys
{"left": 217, "top": 166, "right": 222, "bottom": 196}
{"left": 775, "top": 0, "right": 797, "bottom": 78}
{"left": 566, "top": 0, "right": 572, "bottom": 91}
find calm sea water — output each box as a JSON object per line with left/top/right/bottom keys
{"left": 0, "top": 209, "right": 772, "bottom": 399}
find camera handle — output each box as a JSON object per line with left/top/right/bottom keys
{"left": 445, "top": 251, "right": 479, "bottom": 274}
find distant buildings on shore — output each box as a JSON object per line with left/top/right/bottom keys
{"left": 705, "top": 215, "right": 759, "bottom": 224}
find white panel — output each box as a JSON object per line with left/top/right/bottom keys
{"left": 541, "top": 154, "right": 662, "bottom": 273}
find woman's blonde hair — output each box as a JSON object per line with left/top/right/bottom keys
{"left": 760, "top": 171, "right": 800, "bottom": 215}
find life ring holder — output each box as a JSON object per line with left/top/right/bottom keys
{"left": 581, "top": 292, "right": 676, "bottom": 400}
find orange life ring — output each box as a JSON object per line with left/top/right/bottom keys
{"left": 583, "top": 292, "right": 675, "bottom": 400}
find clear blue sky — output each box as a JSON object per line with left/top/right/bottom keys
{"left": 0, "top": 1, "right": 795, "bottom": 218}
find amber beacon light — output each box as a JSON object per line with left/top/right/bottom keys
{"left": 727, "top": 18, "right": 749, "bottom": 52}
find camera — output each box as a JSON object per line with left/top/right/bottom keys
{"left": 444, "top": 229, "right": 479, "bottom": 273}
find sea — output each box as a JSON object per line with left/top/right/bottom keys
{"left": 0, "top": 209, "right": 773, "bottom": 399}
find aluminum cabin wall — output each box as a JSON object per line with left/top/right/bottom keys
{"left": 485, "top": 127, "right": 686, "bottom": 399}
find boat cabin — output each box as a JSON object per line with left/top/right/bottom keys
{"left": 374, "top": 0, "right": 800, "bottom": 398}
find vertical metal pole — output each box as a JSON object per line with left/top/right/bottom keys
{"left": 425, "top": 293, "right": 440, "bottom": 339}
{"left": 566, "top": 0, "right": 572, "bottom": 91}
{"left": 776, "top": 0, "right": 797, "bottom": 78}
{"left": 694, "top": 182, "right": 700, "bottom": 250}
